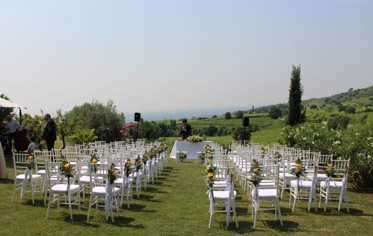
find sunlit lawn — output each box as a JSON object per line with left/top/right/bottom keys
{"left": 1, "top": 151, "right": 373, "bottom": 235}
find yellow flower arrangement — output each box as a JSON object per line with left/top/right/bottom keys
{"left": 179, "top": 151, "right": 187, "bottom": 161}
{"left": 108, "top": 163, "right": 118, "bottom": 184}
{"left": 90, "top": 152, "right": 99, "bottom": 173}
{"left": 186, "top": 135, "right": 203, "bottom": 143}
{"left": 326, "top": 160, "right": 335, "bottom": 177}
{"left": 60, "top": 158, "right": 74, "bottom": 179}
{"left": 249, "top": 159, "right": 261, "bottom": 186}
{"left": 124, "top": 159, "right": 134, "bottom": 177}
{"left": 291, "top": 159, "right": 305, "bottom": 178}
{"left": 26, "top": 155, "right": 35, "bottom": 170}
{"left": 135, "top": 155, "right": 143, "bottom": 172}
{"left": 205, "top": 163, "right": 217, "bottom": 187}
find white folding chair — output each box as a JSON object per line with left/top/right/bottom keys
{"left": 45, "top": 160, "right": 81, "bottom": 220}
{"left": 12, "top": 153, "right": 42, "bottom": 204}
{"left": 319, "top": 159, "right": 350, "bottom": 212}
{"left": 207, "top": 174, "right": 238, "bottom": 228}
{"left": 252, "top": 163, "right": 283, "bottom": 227}
{"left": 87, "top": 163, "right": 120, "bottom": 222}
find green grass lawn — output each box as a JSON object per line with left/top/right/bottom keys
{"left": 1, "top": 155, "right": 373, "bottom": 235}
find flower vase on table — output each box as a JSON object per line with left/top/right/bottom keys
{"left": 176, "top": 151, "right": 187, "bottom": 163}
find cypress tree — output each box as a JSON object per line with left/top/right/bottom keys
{"left": 287, "top": 65, "right": 306, "bottom": 126}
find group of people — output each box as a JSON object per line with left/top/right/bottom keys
{"left": 0, "top": 113, "right": 56, "bottom": 156}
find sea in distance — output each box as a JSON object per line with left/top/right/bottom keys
{"left": 125, "top": 106, "right": 254, "bottom": 122}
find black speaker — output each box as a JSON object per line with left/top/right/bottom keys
{"left": 134, "top": 112, "right": 141, "bottom": 122}
{"left": 242, "top": 117, "right": 249, "bottom": 127}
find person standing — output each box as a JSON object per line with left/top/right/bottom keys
{"left": 5, "top": 115, "right": 19, "bottom": 153}
{"left": 42, "top": 114, "right": 56, "bottom": 151}
{"left": 180, "top": 119, "right": 192, "bottom": 140}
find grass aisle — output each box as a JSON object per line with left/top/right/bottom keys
{"left": 1, "top": 157, "right": 373, "bottom": 235}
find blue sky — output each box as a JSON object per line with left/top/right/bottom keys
{"left": 1, "top": 0, "right": 372, "bottom": 120}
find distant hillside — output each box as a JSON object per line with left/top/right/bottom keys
{"left": 234, "top": 85, "right": 373, "bottom": 114}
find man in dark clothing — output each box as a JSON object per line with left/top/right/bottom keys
{"left": 180, "top": 119, "right": 192, "bottom": 140}
{"left": 42, "top": 113, "right": 56, "bottom": 151}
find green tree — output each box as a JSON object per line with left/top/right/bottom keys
{"left": 225, "top": 112, "right": 232, "bottom": 119}
{"left": 268, "top": 106, "right": 282, "bottom": 119}
{"left": 235, "top": 111, "right": 244, "bottom": 119}
{"left": 139, "top": 120, "right": 161, "bottom": 141}
{"left": 67, "top": 129, "right": 98, "bottom": 144}
{"left": 286, "top": 65, "right": 306, "bottom": 126}
{"left": 64, "top": 100, "right": 124, "bottom": 142}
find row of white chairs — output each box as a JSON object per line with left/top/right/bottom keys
{"left": 12, "top": 141, "right": 168, "bottom": 222}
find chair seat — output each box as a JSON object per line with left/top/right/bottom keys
{"left": 92, "top": 186, "right": 120, "bottom": 195}
{"left": 36, "top": 170, "right": 46, "bottom": 175}
{"left": 113, "top": 177, "right": 134, "bottom": 185}
{"left": 212, "top": 190, "right": 237, "bottom": 201}
{"left": 79, "top": 175, "right": 103, "bottom": 184}
{"left": 258, "top": 189, "right": 278, "bottom": 198}
{"left": 280, "top": 173, "right": 297, "bottom": 180}
{"left": 320, "top": 180, "right": 343, "bottom": 188}
{"left": 51, "top": 184, "right": 80, "bottom": 193}
{"left": 16, "top": 174, "right": 42, "bottom": 181}
{"left": 133, "top": 172, "right": 143, "bottom": 178}
{"left": 290, "top": 180, "right": 313, "bottom": 188}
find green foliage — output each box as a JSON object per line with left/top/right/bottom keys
{"left": 268, "top": 106, "right": 282, "bottom": 119}
{"left": 287, "top": 65, "right": 306, "bottom": 126}
{"left": 235, "top": 110, "right": 244, "bottom": 119}
{"left": 232, "top": 126, "right": 251, "bottom": 142}
{"left": 22, "top": 113, "right": 46, "bottom": 145}
{"left": 224, "top": 112, "right": 232, "bottom": 119}
{"left": 278, "top": 122, "right": 373, "bottom": 191}
{"left": 67, "top": 128, "right": 98, "bottom": 144}
{"left": 64, "top": 100, "right": 124, "bottom": 142}
{"left": 345, "top": 105, "right": 356, "bottom": 114}
{"left": 138, "top": 120, "right": 161, "bottom": 141}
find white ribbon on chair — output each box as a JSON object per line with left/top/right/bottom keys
{"left": 207, "top": 188, "right": 214, "bottom": 214}
{"left": 251, "top": 186, "right": 260, "bottom": 215}
{"left": 66, "top": 179, "right": 73, "bottom": 220}
{"left": 146, "top": 162, "right": 151, "bottom": 183}
{"left": 20, "top": 168, "right": 33, "bottom": 201}
{"left": 105, "top": 182, "right": 113, "bottom": 221}
{"left": 308, "top": 173, "right": 317, "bottom": 211}
{"left": 338, "top": 175, "right": 347, "bottom": 211}
{"left": 324, "top": 176, "right": 331, "bottom": 209}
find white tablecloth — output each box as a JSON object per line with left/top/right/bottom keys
{"left": 170, "top": 141, "right": 213, "bottom": 159}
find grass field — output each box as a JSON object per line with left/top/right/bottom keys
{"left": 1, "top": 154, "right": 373, "bottom": 235}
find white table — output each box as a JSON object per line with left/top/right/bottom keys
{"left": 170, "top": 141, "right": 213, "bottom": 159}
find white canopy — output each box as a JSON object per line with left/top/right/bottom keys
{"left": 0, "top": 97, "right": 26, "bottom": 109}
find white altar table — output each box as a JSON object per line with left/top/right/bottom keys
{"left": 170, "top": 141, "right": 213, "bottom": 159}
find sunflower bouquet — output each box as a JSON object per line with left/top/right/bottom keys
{"left": 124, "top": 159, "right": 134, "bottom": 177}
{"left": 26, "top": 154, "right": 35, "bottom": 170}
{"left": 291, "top": 158, "right": 305, "bottom": 178}
{"left": 135, "top": 155, "right": 143, "bottom": 172}
{"left": 90, "top": 151, "right": 99, "bottom": 173}
{"left": 60, "top": 158, "right": 74, "bottom": 179}
{"left": 178, "top": 151, "right": 187, "bottom": 161}
{"left": 186, "top": 135, "right": 203, "bottom": 143}
{"left": 108, "top": 163, "right": 118, "bottom": 184}
{"left": 249, "top": 159, "right": 261, "bottom": 187}
{"left": 142, "top": 151, "right": 150, "bottom": 165}
{"left": 325, "top": 160, "right": 335, "bottom": 177}
{"left": 205, "top": 163, "right": 217, "bottom": 187}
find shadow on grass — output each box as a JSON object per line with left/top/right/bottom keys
{"left": 0, "top": 178, "right": 13, "bottom": 185}
{"left": 123, "top": 203, "right": 157, "bottom": 213}
{"left": 135, "top": 194, "right": 162, "bottom": 203}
